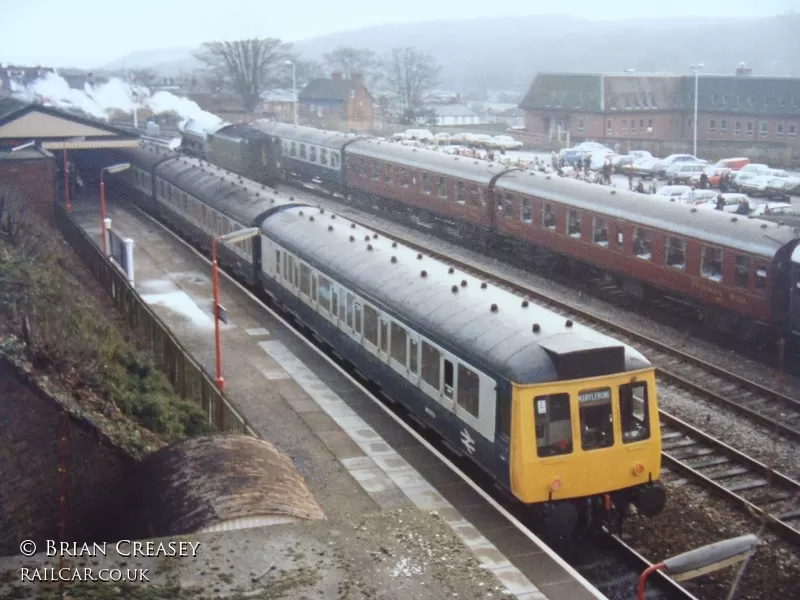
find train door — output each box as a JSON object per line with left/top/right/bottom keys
{"left": 493, "top": 382, "right": 512, "bottom": 488}
{"left": 791, "top": 258, "right": 800, "bottom": 337}
{"left": 310, "top": 272, "right": 318, "bottom": 312}
{"left": 345, "top": 292, "right": 362, "bottom": 343}
{"left": 377, "top": 316, "right": 390, "bottom": 364}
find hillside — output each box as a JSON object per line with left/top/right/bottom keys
{"left": 101, "top": 12, "right": 800, "bottom": 91}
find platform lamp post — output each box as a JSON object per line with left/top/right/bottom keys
{"left": 211, "top": 228, "right": 260, "bottom": 392}
{"left": 637, "top": 534, "right": 759, "bottom": 600}
{"left": 690, "top": 62, "right": 704, "bottom": 158}
{"left": 62, "top": 136, "right": 85, "bottom": 212}
{"left": 284, "top": 60, "right": 298, "bottom": 126}
{"left": 99, "top": 163, "right": 130, "bottom": 255}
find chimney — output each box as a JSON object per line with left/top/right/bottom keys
{"left": 736, "top": 62, "right": 752, "bottom": 77}
{"left": 332, "top": 71, "right": 342, "bottom": 81}
{"left": 352, "top": 72, "right": 363, "bottom": 85}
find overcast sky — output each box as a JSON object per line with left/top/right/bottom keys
{"left": 0, "top": 0, "right": 795, "bottom": 68}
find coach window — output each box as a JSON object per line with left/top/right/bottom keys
{"left": 470, "top": 184, "right": 480, "bottom": 206}
{"left": 346, "top": 293, "right": 354, "bottom": 329}
{"left": 309, "top": 146, "right": 317, "bottom": 162}
{"left": 665, "top": 237, "right": 686, "bottom": 270}
{"left": 291, "top": 142, "right": 297, "bottom": 156}
{"left": 390, "top": 322, "right": 407, "bottom": 365}
{"left": 632, "top": 227, "right": 652, "bottom": 260}
{"left": 332, "top": 286, "right": 340, "bottom": 319}
{"left": 734, "top": 255, "right": 750, "bottom": 288}
{"left": 409, "top": 339, "right": 418, "bottom": 374}
{"left": 363, "top": 305, "right": 378, "bottom": 346}
{"left": 534, "top": 394, "right": 572, "bottom": 456}
{"left": 456, "top": 364, "right": 479, "bottom": 418}
{"left": 521, "top": 197, "right": 533, "bottom": 223}
{"left": 504, "top": 193, "right": 514, "bottom": 217}
{"left": 299, "top": 144, "right": 307, "bottom": 159}
{"left": 620, "top": 381, "right": 650, "bottom": 443}
{"left": 331, "top": 151, "right": 339, "bottom": 168}
{"left": 421, "top": 341, "right": 441, "bottom": 391}
{"left": 354, "top": 302, "right": 362, "bottom": 334}
{"left": 379, "top": 319, "right": 389, "bottom": 354}
{"left": 755, "top": 267, "right": 768, "bottom": 293}
{"left": 593, "top": 217, "right": 609, "bottom": 246}
{"left": 400, "top": 168, "right": 408, "bottom": 187}
{"left": 615, "top": 225, "right": 625, "bottom": 250}
{"left": 567, "top": 210, "right": 581, "bottom": 238}
{"left": 311, "top": 274, "right": 318, "bottom": 301}
{"left": 443, "top": 359, "right": 454, "bottom": 399}
{"left": 317, "top": 276, "right": 331, "bottom": 312}
{"left": 542, "top": 204, "right": 556, "bottom": 230}
{"left": 385, "top": 165, "right": 393, "bottom": 183}
{"left": 299, "top": 264, "right": 311, "bottom": 296}
{"left": 438, "top": 177, "right": 447, "bottom": 198}
{"left": 701, "top": 246, "right": 723, "bottom": 281}
{"left": 579, "top": 388, "right": 614, "bottom": 450}
{"left": 456, "top": 181, "right": 466, "bottom": 204}
{"left": 422, "top": 173, "right": 431, "bottom": 194}
{"left": 373, "top": 164, "right": 380, "bottom": 180}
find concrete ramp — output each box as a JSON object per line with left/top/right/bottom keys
{"left": 133, "top": 434, "right": 324, "bottom": 536}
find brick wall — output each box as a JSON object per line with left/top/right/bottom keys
{"left": 0, "top": 360, "right": 140, "bottom": 556}
{"left": 0, "top": 157, "right": 56, "bottom": 222}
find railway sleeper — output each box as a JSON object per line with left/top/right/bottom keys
{"left": 707, "top": 467, "right": 750, "bottom": 480}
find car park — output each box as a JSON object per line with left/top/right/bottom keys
{"left": 689, "top": 166, "right": 731, "bottom": 188}
{"left": 695, "top": 193, "right": 753, "bottom": 213}
{"left": 740, "top": 175, "right": 787, "bottom": 197}
{"left": 656, "top": 185, "right": 692, "bottom": 199}
{"left": 750, "top": 201, "right": 795, "bottom": 216}
{"left": 732, "top": 163, "right": 772, "bottom": 188}
{"left": 433, "top": 132, "right": 451, "bottom": 145}
{"left": 664, "top": 162, "right": 707, "bottom": 183}
{"left": 652, "top": 153, "right": 708, "bottom": 177}
{"left": 680, "top": 189, "right": 719, "bottom": 204}
{"left": 490, "top": 135, "right": 523, "bottom": 150}
{"left": 713, "top": 157, "right": 750, "bottom": 171}
{"left": 631, "top": 156, "right": 661, "bottom": 177}
{"left": 613, "top": 150, "right": 653, "bottom": 172}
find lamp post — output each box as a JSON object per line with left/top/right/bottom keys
{"left": 691, "top": 62, "right": 704, "bottom": 158}
{"left": 284, "top": 60, "right": 298, "bottom": 126}
{"left": 637, "top": 534, "right": 759, "bottom": 600}
{"left": 99, "top": 163, "right": 131, "bottom": 255}
{"left": 211, "top": 228, "right": 260, "bottom": 392}
{"left": 61, "top": 136, "right": 85, "bottom": 213}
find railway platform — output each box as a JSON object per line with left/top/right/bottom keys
{"left": 59, "top": 197, "right": 606, "bottom": 600}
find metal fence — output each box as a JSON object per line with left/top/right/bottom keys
{"left": 53, "top": 202, "right": 254, "bottom": 436}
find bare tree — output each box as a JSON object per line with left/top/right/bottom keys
{"left": 324, "top": 46, "right": 378, "bottom": 80}
{"left": 195, "top": 38, "right": 293, "bottom": 112}
{"left": 383, "top": 47, "right": 440, "bottom": 123}
{"left": 294, "top": 59, "right": 324, "bottom": 87}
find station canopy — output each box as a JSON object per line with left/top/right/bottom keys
{"left": 0, "top": 97, "right": 140, "bottom": 150}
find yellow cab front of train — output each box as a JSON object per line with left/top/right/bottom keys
{"left": 508, "top": 367, "right": 665, "bottom": 532}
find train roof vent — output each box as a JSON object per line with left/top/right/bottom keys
{"left": 610, "top": 189, "right": 616, "bottom": 194}
{"left": 546, "top": 175, "right": 552, "bottom": 180}
{"left": 731, "top": 216, "right": 738, "bottom": 222}
{"left": 539, "top": 334, "right": 625, "bottom": 379}
{"left": 448, "top": 267, "right": 455, "bottom": 274}
{"left": 532, "top": 323, "right": 541, "bottom": 333}
{"left": 461, "top": 279, "right": 467, "bottom": 287}
{"left": 761, "top": 223, "right": 768, "bottom": 229}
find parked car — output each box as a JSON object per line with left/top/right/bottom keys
{"left": 490, "top": 135, "right": 523, "bottom": 150}
{"left": 688, "top": 166, "right": 732, "bottom": 188}
{"left": 665, "top": 162, "right": 707, "bottom": 183}
{"left": 740, "top": 175, "right": 787, "bottom": 197}
{"left": 575, "top": 141, "right": 613, "bottom": 153}
{"left": 750, "top": 201, "right": 795, "bottom": 216}
{"left": 732, "top": 163, "right": 772, "bottom": 188}
{"left": 656, "top": 185, "right": 692, "bottom": 199}
{"left": 613, "top": 150, "right": 653, "bottom": 172}
{"left": 695, "top": 193, "right": 753, "bottom": 213}
{"left": 433, "top": 132, "right": 451, "bottom": 145}
{"left": 652, "top": 154, "right": 708, "bottom": 177}
{"left": 560, "top": 148, "right": 588, "bottom": 167}
{"left": 713, "top": 157, "right": 750, "bottom": 171}
{"left": 780, "top": 177, "right": 800, "bottom": 196}
{"left": 680, "top": 189, "right": 719, "bottom": 204}
{"left": 763, "top": 177, "right": 800, "bottom": 200}
{"left": 631, "top": 156, "right": 661, "bottom": 177}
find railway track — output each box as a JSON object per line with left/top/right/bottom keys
{"left": 284, "top": 189, "right": 800, "bottom": 545}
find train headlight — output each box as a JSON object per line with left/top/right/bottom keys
{"left": 633, "top": 463, "right": 644, "bottom": 476}
{"left": 550, "top": 478, "right": 562, "bottom": 491}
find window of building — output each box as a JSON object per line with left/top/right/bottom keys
{"left": 534, "top": 393, "right": 572, "bottom": 457}
{"left": 632, "top": 227, "right": 652, "bottom": 260}
{"left": 665, "top": 237, "right": 686, "bottom": 270}
{"left": 383, "top": 164, "right": 392, "bottom": 183}
{"left": 735, "top": 121, "right": 742, "bottom": 136}
{"left": 639, "top": 119, "right": 645, "bottom": 130}
{"left": 734, "top": 255, "right": 750, "bottom": 288}
{"left": 606, "top": 120, "right": 612, "bottom": 135}
{"left": 542, "top": 203, "right": 556, "bottom": 229}
{"left": 390, "top": 322, "right": 407, "bottom": 365}
{"left": 722, "top": 94, "right": 729, "bottom": 105}
{"left": 794, "top": 98, "right": 799, "bottom": 109}
{"left": 521, "top": 197, "right": 533, "bottom": 223}
{"left": 720, "top": 119, "right": 728, "bottom": 133}
{"left": 567, "top": 210, "right": 581, "bottom": 238}
{"left": 711, "top": 93, "right": 717, "bottom": 104}
{"left": 746, "top": 121, "right": 754, "bottom": 136}
{"left": 456, "top": 364, "right": 480, "bottom": 418}
{"left": 299, "top": 143, "right": 307, "bottom": 159}
{"left": 422, "top": 173, "right": 431, "bottom": 194}
{"left": 421, "top": 341, "right": 440, "bottom": 390}
{"left": 456, "top": 181, "right": 465, "bottom": 203}
{"left": 309, "top": 146, "right": 317, "bottom": 162}
{"left": 687, "top": 117, "right": 692, "bottom": 129}
{"left": 764, "top": 97, "right": 769, "bottom": 108}
{"left": 579, "top": 387, "right": 614, "bottom": 450}
{"left": 777, "top": 122, "right": 784, "bottom": 137}
{"left": 790, "top": 123, "right": 797, "bottom": 137}
{"left": 577, "top": 119, "right": 584, "bottom": 133}
{"left": 593, "top": 217, "right": 609, "bottom": 246}
{"left": 641, "top": 92, "right": 648, "bottom": 107}
{"left": 622, "top": 119, "right": 628, "bottom": 133}
{"left": 736, "top": 95, "right": 741, "bottom": 106}
{"left": 631, "top": 119, "right": 637, "bottom": 134}
{"left": 363, "top": 304, "right": 378, "bottom": 346}
{"left": 709, "top": 119, "right": 716, "bottom": 132}
{"left": 701, "top": 246, "right": 723, "bottom": 282}
{"left": 760, "top": 121, "right": 769, "bottom": 136}
{"left": 780, "top": 96, "right": 786, "bottom": 107}
{"left": 648, "top": 118, "right": 653, "bottom": 130}
{"left": 620, "top": 381, "right": 650, "bottom": 443}
{"left": 755, "top": 267, "right": 768, "bottom": 293}
{"left": 437, "top": 177, "right": 447, "bottom": 198}
{"left": 748, "top": 95, "right": 755, "bottom": 107}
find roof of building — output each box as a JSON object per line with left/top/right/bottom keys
{"left": 519, "top": 73, "right": 603, "bottom": 112}
{"left": 132, "top": 434, "right": 324, "bottom": 537}
{"left": 299, "top": 76, "right": 371, "bottom": 102}
{"left": 432, "top": 104, "right": 478, "bottom": 117}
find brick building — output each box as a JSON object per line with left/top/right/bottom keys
{"left": 298, "top": 72, "right": 374, "bottom": 132}
{"left": 519, "top": 68, "right": 800, "bottom": 166}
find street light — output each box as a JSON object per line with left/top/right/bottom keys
{"left": 99, "top": 162, "right": 130, "bottom": 255}
{"left": 637, "top": 534, "right": 759, "bottom": 600}
{"left": 284, "top": 60, "right": 298, "bottom": 126}
{"left": 691, "top": 62, "right": 704, "bottom": 157}
{"left": 211, "top": 227, "right": 260, "bottom": 392}
{"left": 11, "top": 140, "right": 36, "bottom": 152}
{"left": 62, "top": 136, "right": 85, "bottom": 213}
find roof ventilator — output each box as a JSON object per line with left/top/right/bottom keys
{"left": 532, "top": 323, "right": 541, "bottom": 333}
{"left": 364, "top": 235, "right": 370, "bottom": 241}
{"left": 760, "top": 223, "right": 768, "bottom": 229}
{"left": 391, "top": 256, "right": 397, "bottom": 263}
{"left": 522, "top": 300, "right": 529, "bottom": 307}
{"left": 448, "top": 267, "right": 455, "bottom": 274}
{"left": 367, "top": 244, "right": 373, "bottom": 251}
{"left": 351, "top": 223, "right": 356, "bottom": 229}
{"left": 299, "top": 210, "right": 304, "bottom": 216}
{"left": 349, "top": 235, "right": 355, "bottom": 242}
{"left": 417, "top": 253, "right": 423, "bottom": 260}
{"left": 392, "top": 242, "right": 397, "bottom": 248}
{"left": 565, "top": 319, "right": 573, "bottom": 328}
{"left": 451, "top": 285, "right": 458, "bottom": 293}
{"left": 421, "top": 270, "right": 428, "bottom": 277}
{"left": 331, "top": 214, "right": 336, "bottom": 219}
{"left": 461, "top": 280, "right": 467, "bottom": 287}
{"left": 373, "top": 233, "right": 378, "bottom": 239}
{"left": 490, "top": 303, "right": 498, "bottom": 312}
{"left": 690, "top": 207, "right": 697, "bottom": 212}
{"left": 328, "top": 225, "right": 334, "bottom": 232}
{"left": 731, "top": 216, "right": 738, "bottom": 222}
{"left": 309, "top": 216, "right": 314, "bottom": 222}
{"left": 480, "top": 282, "right": 487, "bottom": 289}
